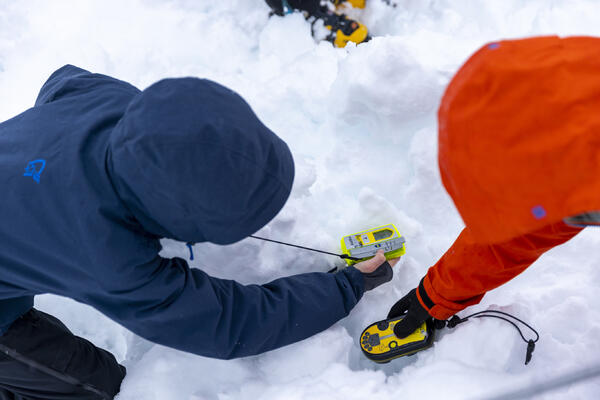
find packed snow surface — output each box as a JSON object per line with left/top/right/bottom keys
{"left": 2, "top": 0, "right": 600, "bottom": 399}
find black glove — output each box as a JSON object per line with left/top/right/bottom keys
{"left": 361, "top": 261, "right": 393, "bottom": 291}
{"left": 387, "top": 280, "right": 433, "bottom": 338}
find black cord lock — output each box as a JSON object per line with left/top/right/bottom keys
{"left": 525, "top": 339, "right": 536, "bottom": 365}
{"left": 446, "top": 315, "right": 467, "bottom": 329}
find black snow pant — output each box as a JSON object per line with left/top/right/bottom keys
{"left": 265, "top": 0, "right": 321, "bottom": 15}
{"left": 0, "top": 309, "right": 126, "bottom": 399}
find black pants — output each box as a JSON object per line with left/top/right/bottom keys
{"left": 265, "top": 0, "right": 321, "bottom": 15}
{"left": 0, "top": 309, "right": 126, "bottom": 399}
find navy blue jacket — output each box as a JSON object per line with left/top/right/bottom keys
{"left": 0, "top": 65, "right": 365, "bottom": 359}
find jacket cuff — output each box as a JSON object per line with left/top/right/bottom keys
{"left": 0, "top": 296, "right": 34, "bottom": 336}
{"left": 417, "top": 275, "right": 478, "bottom": 320}
{"left": 340, "top": 266, "right": 365, "bottom": 301}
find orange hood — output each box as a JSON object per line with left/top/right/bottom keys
{"left": 438, "top": 36, "right": 600, "bottom": 244}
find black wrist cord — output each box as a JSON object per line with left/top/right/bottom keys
{"left": 441, "top": 310, "right": 540, "bottom": 365}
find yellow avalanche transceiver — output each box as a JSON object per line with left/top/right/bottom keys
{"left": 360, "top": 317, "right": 434, "bottom": 363}
{"left": 340, "top": 224, "right": 406, "bottom": 265}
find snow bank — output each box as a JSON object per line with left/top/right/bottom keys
{"left": 2, "top": 0, "right": 600, "bottom": 398}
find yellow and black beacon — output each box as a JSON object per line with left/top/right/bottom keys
{"left": 359, "top": 317, "right": 434, "bottom": 363}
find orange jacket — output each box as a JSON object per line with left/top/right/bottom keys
{"left": 421, "top": 36, "right": 600, "bottom": 319}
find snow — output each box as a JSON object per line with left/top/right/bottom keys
{"left": 2, "top": 0, "right": 600, "bottom": 398}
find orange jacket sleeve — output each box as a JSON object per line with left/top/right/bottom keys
{"left": 420, "top": 222, "right": 582, "bottom": 320}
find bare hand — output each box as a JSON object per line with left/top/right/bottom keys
{"left": 354, "top": 249, "right": 400, "bottom": 273}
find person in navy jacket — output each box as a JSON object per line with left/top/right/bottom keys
{"left": 0, "top": 65, "right": 395, "bottom": 399}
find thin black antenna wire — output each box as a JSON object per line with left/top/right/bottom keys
{"left": 249, "top": 235, "right": 359, "bottom": 260}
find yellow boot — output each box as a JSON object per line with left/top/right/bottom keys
{"left": 324, "top": 13, "right": 370, "bottom": 48}
{"left": 332, "top": 0, "right": 366, "bottom": 9}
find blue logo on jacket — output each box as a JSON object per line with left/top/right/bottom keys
{"left": 23, "top": 159, "right": 46, "bottom": 183}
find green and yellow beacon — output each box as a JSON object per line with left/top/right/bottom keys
{"left": 340, "top": 224, "right": 406, "bottom": 266}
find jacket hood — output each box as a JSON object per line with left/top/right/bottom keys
{"left": 438, "top": 36, "right": 600, "bottom": 244}
{"left": 109, "top": 78, "right": 294, "bottom": 244}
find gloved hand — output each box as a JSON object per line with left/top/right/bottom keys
{"left": 387, "top": 281, "right": 433, "bottom": 338}
{"left": 354, "top": 250, "right": 399, "bottom": 291}
{"left": 360, "top": 261, "right": 393, "bottom": 291}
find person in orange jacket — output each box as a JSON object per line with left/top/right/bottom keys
{"left": 389, "top": 36, "right": 600, "bottom": 337}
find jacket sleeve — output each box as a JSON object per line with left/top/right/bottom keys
{"left": 92, "top": 257, "right": 365, "bottom": 359}
{"left": 420, "top": 222, "right": 582, "bottom": 320}
{"left": 35, "top": 65, "right": 92, "bottom": 106}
